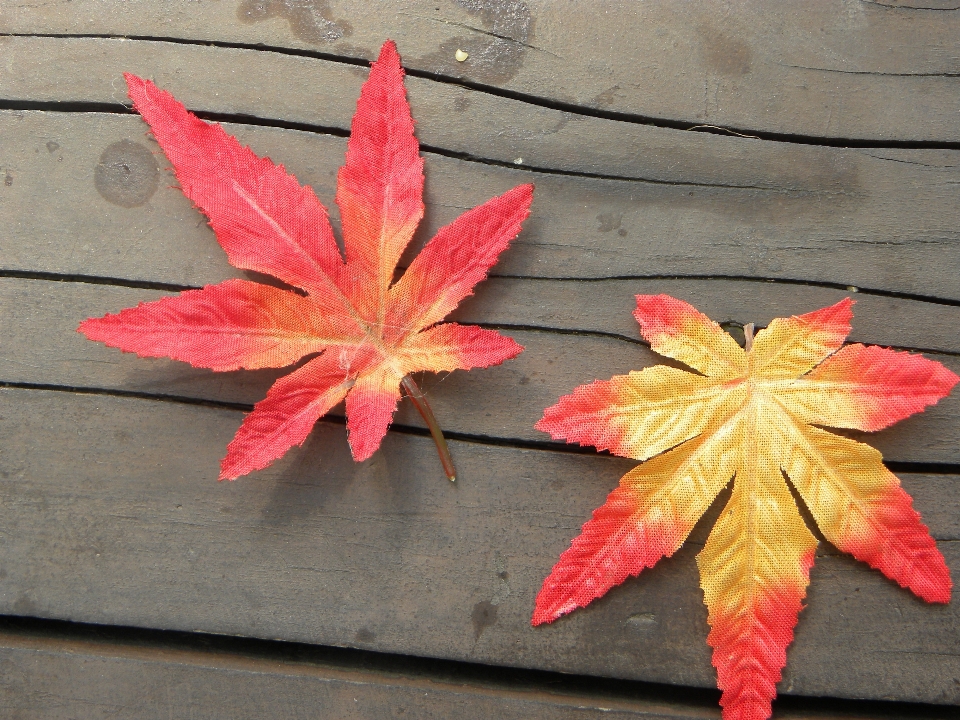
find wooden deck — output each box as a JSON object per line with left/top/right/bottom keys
{"left": 1, "top": 2, "right": 959, "bottom": 717}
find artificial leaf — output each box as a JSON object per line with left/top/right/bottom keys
{"left": 534, "top": 295, "right": 956, "bottom": 720}
{"left": 79, "top": 41, "right": 533, "bottom": 481}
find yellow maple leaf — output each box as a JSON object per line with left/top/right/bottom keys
{"left": 534, "top": 294, "right": 955, "bottom": 720}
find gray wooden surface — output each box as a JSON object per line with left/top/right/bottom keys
{"left": 2, "top": 622, "right": 952, "bottom": 720}
{"left": 2, "top": 1, "right": 959, "bottom": 717}
{"left": 3, "top": 0, "right": 959, "bottom": 141}
{"left": 0, "top": 628, "right": 720, "bottom": 720}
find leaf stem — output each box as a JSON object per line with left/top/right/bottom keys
{"left": 401, "top": 375, "right": 456, "bottom": 482}
{"left": 743, "top": 322, "right": 755, "bottom": 353}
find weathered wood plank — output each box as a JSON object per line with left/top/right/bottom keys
{"left": 3, "top": 1, "right": 958, "bottom": 141}
{"left": 5, "top": 34, "right": 930, "bottom": 189}
{"left": 0, "top": 388, "right": 957, "bottom": 704}
{"left": 1, "top": 628, "right": 953, "bottom": 720}
{"left": 2, "top": 112, "right": 959, "bottom": 299}
{"left": 0, "top": 630, "right": 717, "bottom": 720}
{"left": 4, "top": 276, "right": 960, "bottom": 465}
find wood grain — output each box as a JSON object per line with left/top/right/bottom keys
{"left": 0, "top": 630, "right": 717, "bottom": 720}
{"left": 2, "top": 112, "right": 959, "bottom": 299}
{"left": 0, "top": 388, "right": 957, "bottom": 704}
{"left": 3, "top": 624, "right": 950, "bottom": 720}
{"left": 2, "top": 1, "right": 958, "bottom": 141}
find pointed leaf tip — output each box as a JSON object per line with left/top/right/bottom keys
{"left": 787, "top": 344, "right": 960, "bottom": 432}
{"left": 124, "top": 72, "right": 162, "bottom": 112}
{"left": 632, "top": 294, "right": 746, "bottom": 379}
{"left": 803, "top": 296, "right": 855, "bottom": 325}
{"left": 792, "top": 296, "right": 855, "bottom": 348}
{"left": 77, "top": 316, "right": 95, "bottom": 337}
{"left": 376, "top": 39, "right": 401, "bottom": 64}
{"left": 122, "top": 71, "right": 143, "bottom": 90}
{"left": 346, "top": 373, "right": 402, "bottom": 463}
{"left": 367, "top": 40, "right": 406, "bottom": 99}
{"left": 531, "top": 603, "right": 569, "bottom": 626}
{"left": 385, "top": 183, "right": 534, "bottom": 335}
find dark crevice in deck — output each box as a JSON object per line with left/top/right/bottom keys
{"left": 885, "top": 460, "right": 960, "bottom": 475}
{"left": 0, "top": 616, "right": 724, "bottom": 712}
{"left": 0, "top": 268, "right": 197, "bottom": 294}
{"left": 473, "top": 321, "right": 645, "bottom": 346}
{"left": 491, "top": 273, "right": 960, "bottom": 312}
{"left": 0, "top": 101, "right": 900, "bottom": 192}
{"left": 5, "top": 270, "right": 960, "bottom": 356}
{"left": 0, "top": 615, "right": 942, "bottom": 718}
{"left": 0, "top": 99, "right": 793, "bottom": 190}
{"left": 778, "top": 63, "right": 960, "bottom": 77}
{"left": 0, "top": 615, "right": 955, "bottom": 718}
{"left": 0, "top": 380, "right": 255, "bottom": 413}
{"left": 2, "top": 32, "right": 959, "bottom": 150}
{"left": 474, "top": 321, "right": 960, "bottom": 359}
{"left": 2, "top": 381, "right": 959, "bottom": 478}
{"left": 861, "top": 1, "right": 960, "bottom": 10}
{"left": 0, "top": 378, "right": 598, "bottom": 459}
{"left": 9, "top": 267, "right": 960, "bottom": 312}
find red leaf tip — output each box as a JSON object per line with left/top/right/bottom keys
{"left": 797, "top": 296, "right": 855, "bottom": 334}
{"left": 123, "top": 72, "right": 153, "bottom": 103}
{"left": 76, "top": 317, "right": 93, "bottom": 336}
{"left": 77, "top": 314, "right": 117, "bottom": 344}
{"left": 377, "top": 39, "right": 400, "bottom": 60}
{"left": 373, "top": 39, "right": 403, "bottom": 76}
{"left": 532, "top": 591, "right": 579, "bottom": 626}
{"left": 531, "top": 608, "right": 563, "bottom": 626}
{"left": 632, "top": 293, "right": 697, "bottom": 339}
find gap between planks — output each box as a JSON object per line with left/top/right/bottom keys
{"left": 0, "top": 614, "right": 956, "bottom": 720}
{"left": 0, "top": 97, "right": 944, "bottom": 192}
{"left": 6, "top": 268, "right": 960, "bottom": 324}
{"left": 1, "top": 32, "right": 958, "bottom": 152}
{"left": 1, "top": 380, "right": 959, "bottom": 478}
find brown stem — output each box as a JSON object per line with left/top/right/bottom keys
{"left": 401, "top": 375, "right": 456, "bottom": 482}
{"left": 743, "top": 322, "right": 755, "bottom": 353}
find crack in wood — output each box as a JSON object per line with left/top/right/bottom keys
{"left": 2, "top": 381, "right": 960, "bottom": 476}
{"left": 8, "top": 269, "right": 960, "bottom": 313}
{"left": 778, "top": 62, "right": 960, "bottom": 78}
{"left": 1, "top": 32, "right": 958, "bottom": 150}
{"left": 6, "top": 271, "right": 960, "bottom": 357}
{"left": 0, "top": 103, "right": 897, "bottom": 192}
{"left": 0, "top": 614, "right": 956, "bottom": 716}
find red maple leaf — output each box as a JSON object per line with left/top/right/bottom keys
{"left": 80, "top": 41, "right": 533, "bottom": 481}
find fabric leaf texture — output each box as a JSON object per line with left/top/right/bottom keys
{"left": 534, "top": 295, "right": 955, "bottom": 720}
{"left": 80, "top": 41, "right": 532, "bottom": 479}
